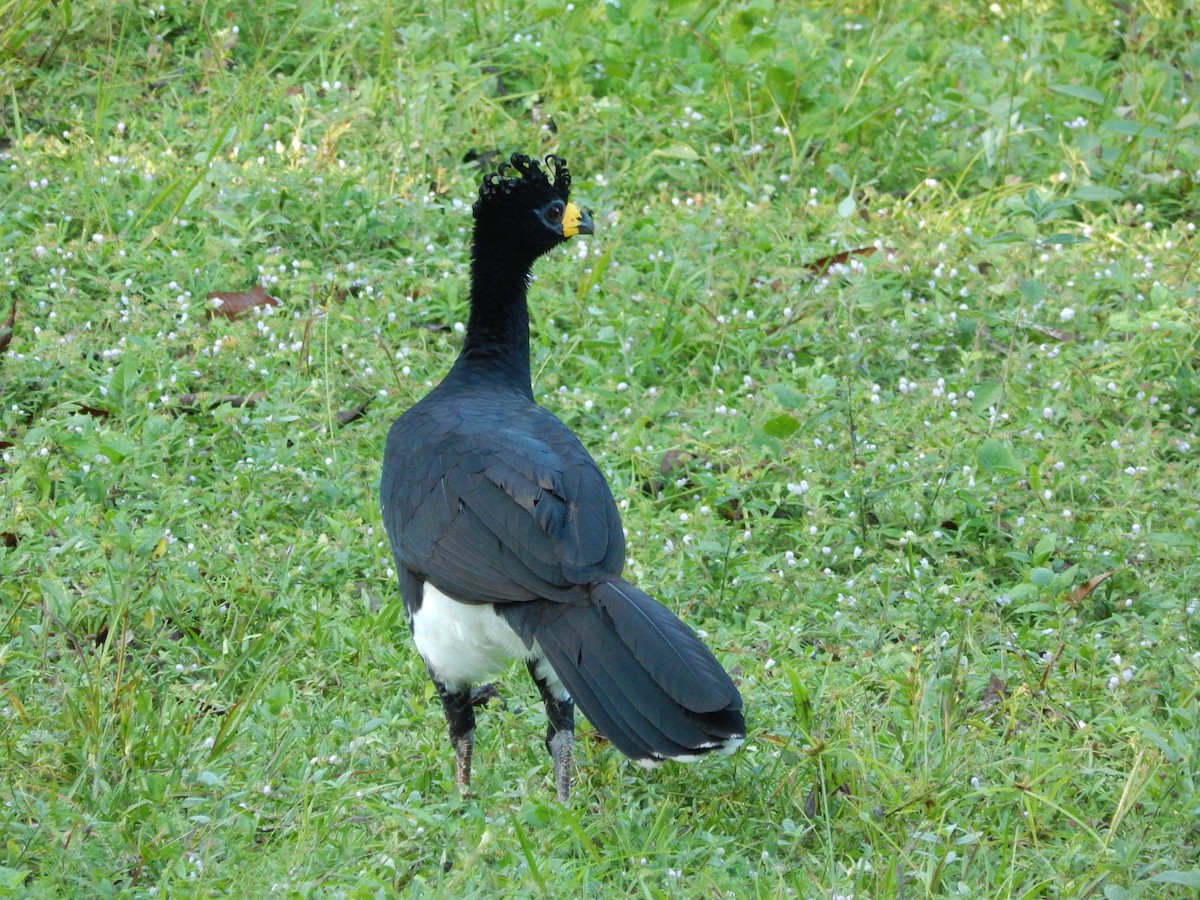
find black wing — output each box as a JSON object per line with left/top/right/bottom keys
{"left": 381, "top": 395, "right": 625, "bottom": 604}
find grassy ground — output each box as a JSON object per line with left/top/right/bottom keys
{"left": 2, "top": 0, "right": 1199, "bottom": 896}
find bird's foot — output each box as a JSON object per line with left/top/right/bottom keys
{"left": 549, "top": 729, "right": 573, "bottom": 802}
{"left": 451, "top": 731, "right": 474, "bottom": 796}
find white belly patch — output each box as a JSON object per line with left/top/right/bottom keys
{"left": 412, "top": 582, "right": 562, "bottom": 695}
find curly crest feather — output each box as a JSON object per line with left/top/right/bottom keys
{"left": 474, "top": 153, "right": 571, "bottom": 219}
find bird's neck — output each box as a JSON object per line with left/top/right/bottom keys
{"left": 450, "top": 241, "right": 535, "bottom": 396}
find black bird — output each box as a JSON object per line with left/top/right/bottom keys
{"left": 381, "top": 153, "right": 745, "bottom": 801}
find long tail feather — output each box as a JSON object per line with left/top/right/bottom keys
{"left": 504, "top": 580, "right": 745, "bottom": 764}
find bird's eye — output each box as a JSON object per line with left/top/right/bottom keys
{"left": 547, "top": 202, "right": 564, "bottom": 222}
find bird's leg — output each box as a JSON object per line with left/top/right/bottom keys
{"left": 547, "top": 718, "right": 574, "bottom": 802}
{"left": 527, "top": 660, "right": 575, "bottom": 802}
{"left": 431, "top": 674, "right": 476, "bottom": 796}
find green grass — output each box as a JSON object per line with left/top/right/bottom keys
{"left": 2, "top": 0, "right": 1199, "bottom": 895}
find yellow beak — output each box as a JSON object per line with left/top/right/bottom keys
{"left": 562, "top": 202, "right": 595, "bottom": 238}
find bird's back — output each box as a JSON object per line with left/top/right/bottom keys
{"left": 381, "top": 378, "right": 626, "bottom": 606}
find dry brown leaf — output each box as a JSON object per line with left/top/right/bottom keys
{"left": 1066, "top": 570, "right": 1116, "bottom": 606}
{"left": 1027, "top": 323, "right": 1076, "bottom": 342}
{"left": 1037, "top": 642, "right": 1066, "bottom": 693}
{"left": 336, "top": 399, "right": 371, "bottom": 425}
{"left": 980, "top": 673, "right": 1009, "bottom": 709}
{"left": 659, "top": 449, "right": 696, "bottom": 478}
{"left": 206, "top": 285, "right": 281, "bottom": 320}
{"left": 806, "top": 246, "right": 896, "bottom": 276}
{"left": 751, "top": 276, "right": 785, "bottom": 292}
{"left": 175, "top": 391, "right": 266, "bottom": 412}
{"left": 803, "top": 781, "right": 851, "bottom": 819}
{"left": 193, "top": 700, "right": 232, "bottom": 719}
{"left": 430, "top": 166, "right": 451, "bottom": 195}
{"left": 977, "top": 323, "right": 1008, "bottom": 354}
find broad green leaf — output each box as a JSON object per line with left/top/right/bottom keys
{"left": 1148, "top": 871, "right": 1200, "bottom": 889}
{"left": 107, "top": 354, "right": 141, "bottom": 409}
{"left": 768, "top": 383, "right": 806, "bottom": 410}
{"left": 1101, "top": 118, "right": 1168, "bottom": 139}
{"left": 651, "top": 142, "right": 699, "bottom": 161}
{"left": 827, "top": 164, "right": 851, "bottom": 189}
{"left": 977, "top": 438, "right": 1021, "bottom": 476}
{"left": 99, "top": 434, "right": 138, "bottom": 464}
{"left": 1144, "top": 532, "right": 1197, "bottom": 548}
{"left": 782, "top": 661, "right": 812, "bottom": 731}
{"left": 1033, "top": 533, "right": 1057, "bottom": 563}
{"left": 766, "top": 65, "right": 797, "bottom": 102}
{"left": 970, "top": 381, "right": 1003, "bottom": 416}
{"left": 0, "top": 867, "right": 31, "bottom": 891}
{"left": 752, "top": 429, "right": 782, "bottom": 454}
{"left": 730, "top": 9, "right": 756, "bottom": 37}
{"left": 1102, "top": 117, "right": 1144, "bottom": 135}
{"left": 1030, "top": 567, "right": 1055, "bottom": 587}
{"left": 985, "top": 231, "right": 1025, "bottom": 245}
{"left": 1049, "top": 83, "right": 1106, "bottom": 105}
{"left": 762, "top": 414, "right": 801, "bottom": 439}
{"left": 1072, "top": 185, "right": 1124, "bottom": 202}
{"left": 1136, "top": 724, "right": 1186, "bottom": 763}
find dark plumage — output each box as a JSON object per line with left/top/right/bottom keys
{"left": 380, "top": 153, "right": 745, "bottom": 800}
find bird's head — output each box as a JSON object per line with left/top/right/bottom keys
{"left": 472, "top": 153, "right": 594, "bottom": 261}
